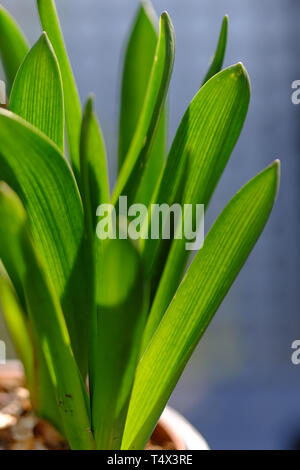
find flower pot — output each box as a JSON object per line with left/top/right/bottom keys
{"left": 156, "top": 406, "right": 209, "bottom": 450}
{"left": 0, "top": 360, "right": 209, "bottom": 450}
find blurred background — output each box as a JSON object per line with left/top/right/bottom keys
{"left": 0, "top": 0, "right": 300, "bottom": 450}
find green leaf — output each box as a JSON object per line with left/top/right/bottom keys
{"left": 0, "top": 269, "right": 62, "bottom": 432}
{"left": 134, "top": 109, "right": 166, "bottom": 208}
{"left": 0, "top": 270, "right": 34, "bottom": 395}
{"left": 0, "top": 108, "right": 88, "bottom": 376}
{"left": 202, "top": 15, "right": 228, "bottom": 85}
{"left": 141, "top": 63, "right": 250, "bottom": 351}
{"left": 112, "top": 11, "right": 175, "bottom": 208}
{"left": 0, "top": 183, "right": 95, "bottom": 450}
{"left": 79, "top": 96, "right": 110, "bottom": 396}
{"left": 80, "top": 96, "right": 110, "bottom": 229}
{"left": 9, "top": 32, "right": 64, "bottom": 150}
{"left": 119, "top": 1, "right": 157, "bottom": 167}
{"left": 123, "top": 160, "right": 280, "bottom": 450}
{"left": 0, "top": 5, "right": 29, "bottom": 93}
{"left": 37, "top": 0, "right": 82, "bottom": 178}
{"left": 119, "top": 2, "right": 166, "bottom": 206}
{"left": 92, "top": 237, "right": 148, "bottom": 449}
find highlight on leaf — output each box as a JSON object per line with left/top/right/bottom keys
{"left": 9, "top": 32, "right": 64, "bottom": 150}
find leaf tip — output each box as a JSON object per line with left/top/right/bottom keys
{"left": 83, "top": 94, "right": 95, "bottom": 119}
{"left": 160, "top": 10, "right": 171, "bottom": 26}
{"left": 37, "top": 30, "right": 54, "bottom": 55}
{"left": 159, "top": 10, "right": 175, "bottom": 51}
{"left": 270, "top": 158, "right": 281, "bottom": 198}
{"left": 222, "top": 15, "right": 229, "bottom": 35}
{"left": 235, "top": 61, "right": 246, "bottom": 74}
{"left": 257, "top": 159, "right": 281, "bottom": 205}
{"left": 39, "top": 30, "right": 50, "bottom": 45}
{"left": 88, "top": 93, "right": 95, "bottom": 106}
{"left": 231, "top": 61, "right": 251, "bottom": 92}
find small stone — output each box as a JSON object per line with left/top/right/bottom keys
{"left": 0, "top": 392, "right": 12, "bottom": 408}
{"left": 0, "top": 412, "right": 17, "bottom": 430}
{"left": 11, "top": 415, "right": 36, "bottom": 441}
{"left": 15, "top": 387, "right": 30, "bottom": 400}
{"left": 1, "top": 400, "right": 23, "bottom": 418}
{"left": 0, "top": 364, "right": 24, "bottom": 390}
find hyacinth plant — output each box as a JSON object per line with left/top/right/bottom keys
{"left": 0, "top": 0, "right": 279, "bottom": 450}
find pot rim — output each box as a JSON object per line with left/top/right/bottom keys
{"left": 161, "top": 406, "right": 210, "bottom": 450}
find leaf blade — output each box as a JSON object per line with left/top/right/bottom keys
{"left": 80, "top": 96, "right": 110, "bottom": 397}
{"left": 119, "top": 2, "right": 166, "bottom": 206}
{"left": 92, "top": 238, "right": 148, "bottom": 449}
{"left": 0, "top": 108, "right": 88, "bottom": 376}
{"left": 9, "top": 32, "right": 64, "bottom": 150}
{"left": 0, "top": 271, "right": 34, "bottom": 394}
{"left": 142, "top": 63, "right": 250, "bottom": 351}
{"left": 112, "top": 11, "right": 175, "bottom": 207}
{"left": 119, "top": 1, "right": 158, "bottom": 167}
{"left": 36, "top": 0, "right": 82, "bottom": 178}
{"left": 202, "top": 15, "right": 228, "bottom": 85}
{"left": 0, "top": 183, "right": 95, "bottom": 450}
{"left": 0, "top": 269, "right": 62, "bottom": 431}
{"left": 123, "top": 161, "right": 280, "bottom": 450}
{"left": 0, "top": 5, "right": 29, "bottom": 93}
{"left": 80, "top": 96, "right": 110, "bottom": 228}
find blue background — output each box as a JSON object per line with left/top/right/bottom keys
{"left": 1, "top": 0, "right": 300, "bottom": 450}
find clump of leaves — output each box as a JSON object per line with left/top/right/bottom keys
{"left": 0, "top": 0, "right": 279, "bottom": 450}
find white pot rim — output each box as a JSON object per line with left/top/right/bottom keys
{"left": 161, "top": 406, "right": 210, "bottom": 450}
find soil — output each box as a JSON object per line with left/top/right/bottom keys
{"left": 0, "top": 365, "right": 178, "bottom": 450}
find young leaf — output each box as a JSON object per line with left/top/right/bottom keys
{"left": 0, "top": 108, "right": 88, "bottom": 376}
{"left": 141, "top": 63, "right": 250, "bottom": 351}
{"left": 0, "top": 6, "right": 29, "bottom": 93}
{"left": 119, "top": 1, "right": 166, "bottom": 206}
{"left": 80, "top": 96, "right": 110, "bottom": 229}
{"left": 0, "top": 183, "right": 95, "bottom": 450}
{"left": 123, "top": 160, "right": 280, "bottom": 450}
{"left": 0, "top": 273, "right": 61, "bottom": 432}
{"left": 10, "top": 32, "right": 64, "bottom": 151}
{"left": 92, "top": 238, "right": 148, "bottom": 449}
{"left": 0, "top": 221, "right": 62, "bottom": 432}
{"left": 112, "top": 11, "right": 175, "bottom": 208}
{"left": 202, "top": 15, "right": 228, "bottom": 85}
{"left": 0, "top": 271, "right": 34, "bottom": 396}
{"left": 80, "top": 96, "right": 110, "bottom": 396}
{"left": 36, "top": 0, "right": 82, "bottom": 178}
